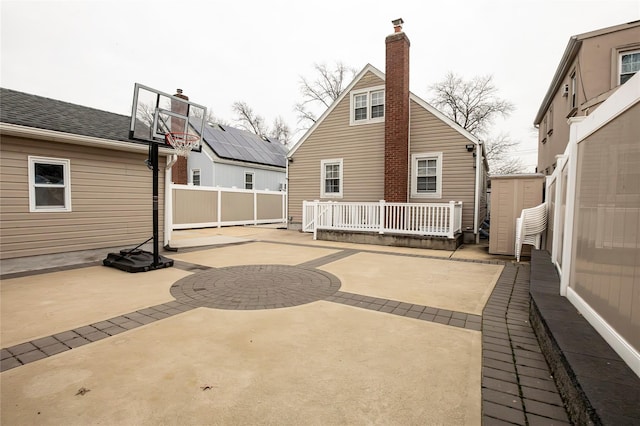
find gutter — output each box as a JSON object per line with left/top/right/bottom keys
{"left": 474, "top": 140, "right": 482, "bottom": 244}
{"left": 0, "top": 123, "right": 174, "bottom": 155}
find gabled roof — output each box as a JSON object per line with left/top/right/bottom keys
{"left": 0, "top": 87, "right": 144, "bottom": 145}
{"left": 287, "top": 64, "right": 482, "bottom": 157}
{"left": 533, "top": 20, "right": 640, "bottom": 125}
{"left": 192, "top": 121, "right": 288, "bottom": 168}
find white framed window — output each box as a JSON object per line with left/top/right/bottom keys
{"left": 191, "top": 168, "right": 201, "bottom": 186}
{"left": 350, "top": 86, "right": 385, "bottom": 125}
{"left": 244, "top": 171, "right": 254, "bottom": 190}
{"left": 321, "top": 158, "right": 343, "bottom": 198}
{"left": 570, "top": 71, "right": 577, "bottom": 110}
{"left": 411, "top": 152, "right": 442, "bottom": 199}
{"left": 28, "top": 156, "right": 71, "bottom": 212}
{"left": 619, "top": 49, "right": 640, "bottom": 85}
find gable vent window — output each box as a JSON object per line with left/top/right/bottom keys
{"left": 350, "top": 86, "right": 385, "bottom": 125}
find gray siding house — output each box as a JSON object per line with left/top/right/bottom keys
{"left": 187, "top": 123, "right": 287, "bottom": 191}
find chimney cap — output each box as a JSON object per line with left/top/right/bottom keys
{"left": 392, "top": 18, "right": 404, "bottom": 32}
{"left": 176, "top": 88, "right": 183, "bottom": 94}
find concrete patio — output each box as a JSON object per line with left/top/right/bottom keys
{"left": 1, "top": 226, "right": 570, "bottom": 425}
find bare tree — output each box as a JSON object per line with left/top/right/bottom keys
{"left": 232, "top": 101, "right": 268, "bottom": 137}
{"left": 295, "top": 61, "right": 357, "bottom": 128}
{"left": 484, "top": 133, "right": 525, "bottom": 175}
{"left": 429, "top": 72, "right": 525, "bottom": 174}
{"left": 193, "top": 107, "right": 230, "bottom": 127}
{"left": 429, "top": 72, "right": 514, "bottom": 136}
{"left": 270, "top": 116, "right": 292, "bottom": 145}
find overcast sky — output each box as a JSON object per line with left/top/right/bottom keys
{"left": 2, "top": 0, "right": 639, "bottom": 171}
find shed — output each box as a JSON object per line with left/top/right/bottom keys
{"left": 489, "top": 174, "right": 546, "bottom": 256}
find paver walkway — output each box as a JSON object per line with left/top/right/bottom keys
{"left": 1, "top": 234, "right": 572, "bottom": 424}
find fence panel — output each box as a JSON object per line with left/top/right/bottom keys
{"left": 172, "top": 184, "right": 286, "bottom": 230}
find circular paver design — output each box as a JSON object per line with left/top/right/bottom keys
{"left": 170, "top": 265, "right": 341, "bottom": 310}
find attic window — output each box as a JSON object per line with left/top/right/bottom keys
{"left": 620, "top": 49, "right": 640, "bottom": 84}
{"left": 350, "top": 85, "right": 385, "bottom": 125}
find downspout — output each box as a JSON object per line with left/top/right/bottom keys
{"left": 474, "top": 141, "right": 482, "bottom": 244}
{"left": 164, "top": 154, "right": 177, "bottom": 247}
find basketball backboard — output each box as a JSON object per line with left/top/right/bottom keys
{"left": 129, "top": 83, "right": 207, "bottom": 150}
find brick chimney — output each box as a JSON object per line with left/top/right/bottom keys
{"left": 384, "top": 18, "right": 410, "bottom": 202}
{"left": 171, "top": 89, "right": 188, "bottom": 185}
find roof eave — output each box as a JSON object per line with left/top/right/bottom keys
{"left": 0, "top": 122, "right": 173, "bottom": 154}
{"left": 534, "top": 37, "right": 582, "bottom": 125}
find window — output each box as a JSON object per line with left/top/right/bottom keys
{"left": 620, "top": 49, "right": 640, "bottom": 84}
{"left": 411, "top": 153, "right": 442, "bottom": 198}
{"left": 547, "top": 105, "right": 554, "bottom": 135}
{"left": 244, "top": 172, "right": 254, "bottom": 190}
{"left": 191, "top": 169, "right": 201, "bottom": 186}
{"left": 570, "top": 72, "right": 577, "bottom": 110}
{"left": 350, "top": 86, "right": 385, "bottom": 125}
{"left": 28, "top": 156, "right": 71, "bottom": 212}
{"left": 321, "top": 158, "right": 343, "bottom": 198}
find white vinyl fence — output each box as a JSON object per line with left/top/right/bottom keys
{"left": 303, "top": 200, "right": 462, "bottom": 240}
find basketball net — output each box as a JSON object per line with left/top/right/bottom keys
{"left": 165, "top": 132, "right": 200, "bottom": 158}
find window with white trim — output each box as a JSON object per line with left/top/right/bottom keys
{"left": 620, "top": 49, "right": 640, "bottom": 85}
{"left": 244, "top": 171, "right": 254, "bottom": 190}
{"left": 411, "top": 152, "right": 442, "bottom": 198}
{"left": 28, "top": 156, "right": 71, "bottom": 212}
{"left": 321, "top": 158, "right": 343, "bottom": 198}
{"left": 191, "top": 169, "right": 201, "bottom": 186}
{"left": 350, "top": 86, "right": 385, "bottom": 125}
{"left": 570, "top": 71, "right": 577, "bottom": 110}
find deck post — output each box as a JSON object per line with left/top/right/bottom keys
{"left": 448, "top": 200, "right": 456, "bottom": 239}
{"left": 379, "top": 200, "right": 385, "bottom": 234}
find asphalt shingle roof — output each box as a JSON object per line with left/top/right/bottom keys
{"left": 1, "top": 88, "right": 288, "bottom": 168}
{"left": 1, "top": 87, "right": 136, "bottom": 143}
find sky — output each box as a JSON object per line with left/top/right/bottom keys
{"left": 2, "top": 0, "right": 639, "bottom": 172}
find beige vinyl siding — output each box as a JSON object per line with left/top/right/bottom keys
{"left": 288, "top": 71, "right": 386, "bottom": 224}
{"left": 408, "top": 99, "right": 478, "bottom": 231}
{"left": 570, "top": 104, "right": 640, "bottom": 351}
{"left": 0, "top": 135, "right": 165, "bottom": 259}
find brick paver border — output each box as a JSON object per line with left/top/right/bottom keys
{"left": 481, "top": 262, "right": 571, "bottom": 425}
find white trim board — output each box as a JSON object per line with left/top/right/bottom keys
{"left": 567, "top": 286, "right": 640, "bottom": 378}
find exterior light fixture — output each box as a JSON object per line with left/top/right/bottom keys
{"left": 465, "top": 144, "right": 475, "bottom": 152}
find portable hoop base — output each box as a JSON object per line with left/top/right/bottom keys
{"left": 103, "top": 143, "right": 170, "bottom": 273}
{"left": 103, "top": 249, "right": 173, "bottom": 273}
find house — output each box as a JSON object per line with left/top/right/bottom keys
{"left": 534, "top": 20, "right": 640, "bottom": 175}
{"left": 0, "top": 88, "right": 174, "bottom": 260}
{"left": 184, "top": 121, "right": 287, "bottom": 191}
{"left": 286, "top": 20, "right": 489, "bottom": 243}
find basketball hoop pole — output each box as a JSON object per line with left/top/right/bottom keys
{"left": 151, "top": 142, "right": 160, "bottom": 267}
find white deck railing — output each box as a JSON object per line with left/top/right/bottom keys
{"left": 303, "top": 200, "right": 463, "bottom": 240}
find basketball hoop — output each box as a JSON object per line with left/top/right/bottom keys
{"left": 165, "top": 132, "right": 200, "bottom": 158}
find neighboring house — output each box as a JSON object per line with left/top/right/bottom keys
{"left": 0, "top": 88, "right": 174, "bottom": 260}
{"left": 287, "top": 20, "right": 489, "bottom": 242}
{"left": 186, "top": 122, "right": 287, "bottom": 191}
{"left": 534, "top": 20, "right": 640, "bottom": 175}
